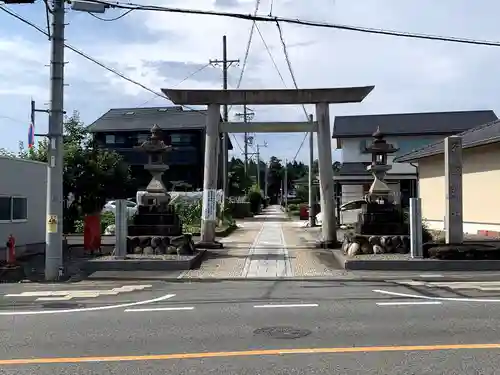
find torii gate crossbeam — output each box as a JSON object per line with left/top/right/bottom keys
{"left": 162, "top": 86, "right": 375, "bottom": 249}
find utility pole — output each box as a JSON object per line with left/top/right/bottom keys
{"left": 308, "top": 114, "right": 316, "bottom": 227}
{"left": 253, "top": 142, "right": 267, "bottom": 192}
{"left": 45, "top": 0, "right": 66, "bottom": 281}
{"left": 234, "top": 106, "right": 254, "bottom": 179}
{"left": 209, "top": 36, "right": 239, "bottom": 205}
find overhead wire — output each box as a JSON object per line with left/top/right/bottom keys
{"left": 227, "top": 0, "right": 261, "bottom": 154}
{"left": 0, "top": 4, "right": 206, "bottom": 116}
{"left": 87, "top": 8, "right": 133, "bottom": 21}
{"left": 137, "top": 62, "right": 211, "bottom": 107}
{"left": 82, "top": 0, "right": 500, "bottom": 48}
{"left": 227, "top": 0, "right": 261, "bottom": 116}
{"left": 253, "top": 21, "right": 287, "bottom": 87}
{"left": 274, "top": 21, "right": 309, "bottom": 162}
{"left": 0, "top": 4, "right": 245, "bottom": 156}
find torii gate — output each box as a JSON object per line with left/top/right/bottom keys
{"left": 162, "top": 87, "right": 374, "bottom": 248}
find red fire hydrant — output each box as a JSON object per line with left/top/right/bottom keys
{"left": 6, "top": 234, "right": 16, "bottom": 265}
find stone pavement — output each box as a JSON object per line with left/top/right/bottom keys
{"left": 180, "top": 205, "right": 346, "bottom": 279}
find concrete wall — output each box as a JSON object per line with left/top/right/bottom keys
{"left": 418, "top": 143, "right": 500, "bottom": 233}
{"left": 0, "top": 156, "right": 47, "bottom": 260}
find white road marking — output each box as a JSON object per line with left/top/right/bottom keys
{"left": 376, "top": 301, "right": 443, "bottom": 306}
{"left": 0, "top": 294, "right": 176, "bottom": 316}
{"left": 419, "top": 274, "right": 443, "bottom": 278}
{"left": 253, "top": 304, "right": 319, "bottom": 308}
{"left": 373, "top": 289, "right": 500, "bottom": 303}
{"left": 4, "top": 285, "right": 152, "bottom": 300}
{"left": 124, "top": 307, "right": 194, "bottom": 312}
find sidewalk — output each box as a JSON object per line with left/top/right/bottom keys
{"left": 180, "top": 205, "right": 347, "bottom": 279}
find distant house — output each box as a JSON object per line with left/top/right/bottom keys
{"left": 394, "top": 118, "right": 500, "bottom": 235}
{"left": 332, "top": 110, "right": 498, "bottom": 224}
{"left": 87, "top": 106, "right": 233, "bottom": 194}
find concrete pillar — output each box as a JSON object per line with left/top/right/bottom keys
{"left": 315, "top": 102, "right": 337, "bottom": 247}
{"left": 444, "top": 136, "right": 463, "bottom": 244}
{"left": 409, "top": 197, "right": 423, "bottom": 258}
{"left": 114, "top": 199, "right": 128, "bottom": 258}
{"left": 199, "top": 104, "right": 223, "bottom": 249}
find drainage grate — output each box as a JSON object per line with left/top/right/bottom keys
{"left": 253, "top": 326, "right": 312, "bottom": 339}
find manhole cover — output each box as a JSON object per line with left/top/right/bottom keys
{"left": 253, "top": 326, "right": 312, "bottom": 339}
{"left": 41, "top": 302, "right": 85, "bottom": 309}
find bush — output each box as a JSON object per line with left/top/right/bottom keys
{"left": 247, "top": 190, "right": 263, "bottom": 214}
{"left": 287, "top": 203, "right": 299, "bottom": 212}
{"left": 226, "top": 201, "right": 252, "bottom": 218}
{"left": 73, "top": 211, "right": 116, "bottom": 234}
{"left": 282, "top": 198, "right": 305, "bottom": 206}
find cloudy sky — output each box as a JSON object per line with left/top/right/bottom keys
{"left": 1, "top": 0, "right": 500, "bottom": 163}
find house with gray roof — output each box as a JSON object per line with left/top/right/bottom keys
{"left": 393, "top": 118, "right": 500, "bottom": 235}
{"left": 88, "top": 106, "right": 233, "bottom": 193}
{"left": 331, "top": 110, "right": 497, "bottom": 224}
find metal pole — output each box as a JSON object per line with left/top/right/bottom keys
{"left": 30, "top": 99, "right": 35, "bottom": 127}
{"left": 222, "top": 35, "right": 229, "bottom": 205}
{"left": 256, "top": 145, "right": 260, "bottom": 190}
{"left": 45, "top": 0, "right": 65, "bottom": 281}
{"left": 284, "top": 158, "right": 288, "bottom": 209}
{"left": 264, "top": 162, "right": 268, "bottom": 198}
{"left": 243, "top": 106, "right": 248, "bottom": 179}
{"left": 308, "top": 114, "right": 315, "bottom": 227}
{"left": 409, "top": 197, "right": 423, "bottom": 258}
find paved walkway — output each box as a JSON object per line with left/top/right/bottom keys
{"left": 181, "top": 205, "right": 346, "bottom": 279}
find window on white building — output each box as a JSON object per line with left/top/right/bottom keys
{"left": 0, "top": 196, "right": 28, "bottom": 222}
{"left": 0, "top": 197, "right": 11, "bottom": 221}
{"left": 12, "top": 197, "right": 28, "bottom": 221}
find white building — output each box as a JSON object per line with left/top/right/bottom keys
{"left": 0, "top": 156, "right": 48, "bottom": 261}
{"left": 332, "top": 110, "right": 497, "bottom": 224}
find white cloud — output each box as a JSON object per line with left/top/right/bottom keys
{"left": 1, "top": 0, "right": 500, "bottom": 161}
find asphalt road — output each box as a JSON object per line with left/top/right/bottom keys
{"left": 1, "top": 279, "right": 500, "bottom": 374}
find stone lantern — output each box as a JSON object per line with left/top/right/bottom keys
{"left": 365, "top": 127, "right": 399, "bottom": 202}
{"left": 135, "top": 124, "right": 172, "bottom": 206}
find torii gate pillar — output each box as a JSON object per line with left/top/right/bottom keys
{"left": 162, "top": 87, "right": 374, "bottom": 249}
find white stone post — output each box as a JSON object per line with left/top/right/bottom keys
{"left": 199, "top": 104, "right": 223, "bottom": 248}
{"left": 315, "top": 102, "right": 337, "bottom": 247}
{"left": 444, "top": 136, "right": 463, "bottom": 244}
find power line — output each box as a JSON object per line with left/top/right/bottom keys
{"left": 253, "top": 21, "right": 287, "bottom": 87}
{"left": 137, "top": 62, "right": 211, "bottom": 107}
{"left": 87, "top": 8, "right": 133, "bottom": 21}
{"left": 83, "top": 0, "right": 500, "bottom": 48}
{"left": 0, "top": 4, "right": 207, "bottom": 116}
{"left": 227, "top": 0, "right": 261, "bottom": 116}
{"left": 274, "top": 21, "right": 309, "bottom": 162}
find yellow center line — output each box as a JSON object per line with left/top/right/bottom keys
{"left": 1, "top": 343, "right": 500, "bottom": 365}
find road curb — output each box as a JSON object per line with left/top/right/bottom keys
{"left": 82, "top": 275, "right": 500, "bottom": 283}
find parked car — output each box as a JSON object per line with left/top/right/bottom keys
{"left": 102, "top": 200, "right": 137, "bottom": 218}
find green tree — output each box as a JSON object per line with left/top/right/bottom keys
{"left": 228, "top": 157, "right": 252, "bottom": 196}
{"left": 21, "top": 111, "right": 131, "bottom": 232}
